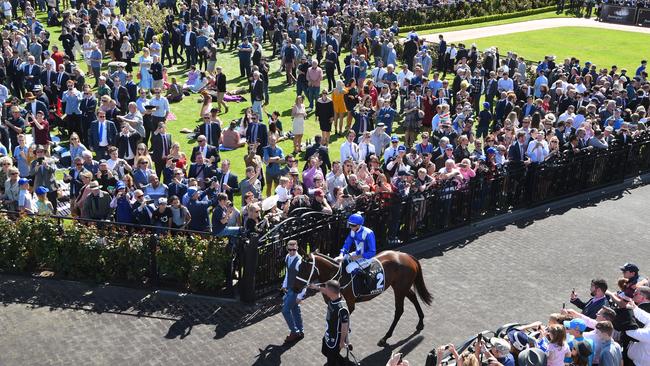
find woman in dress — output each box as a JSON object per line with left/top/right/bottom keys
{"left": 344, "top": 79, "right": 359, "bottom": 132}
{"left": 315, "top": 90, "right": 334, "bottom": 145}
{"left": 291, "top": 95, "right": 307, "bottom": 155}
{"left": 119, "top": 36, "right": 133, "bottom": 72}
{"left": 421, "top": 87, "right": 436, "bottom": 133}
{"left": 82, "top": 33, "right": 96, "bottom": 74}
{"left": 331, "top": 80, "right": 347, "bottom": 135}
{"left": 138, "top": 47, "right": 154, "bottom": 91}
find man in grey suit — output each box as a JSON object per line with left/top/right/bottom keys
{"left": 29, "top": 145, "right": 59, "bottom": 209}
{"left": 83, "top": 181, "right": 113, "bottom": 221}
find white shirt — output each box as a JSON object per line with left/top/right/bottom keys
{"left": 275, "top": 185, "right": 291, "bottom": 203}
{"left": 526, "top": 140, "right": 549, "bottom": 163}
{"left": 281, "top": 253, "right": 306, "bottom": 300}
{"left": 627, "top": 306, "right": 650, "bottom": 366}
{"left": 340, "top": 140, "right": 359, "bottom": 162}
{"left": 397, "top": 70, "right": 414, "bottom": 90}
{"left": 383, "top": 145, "right": 399, "bottom": 162}
{"left": 185, "top": 31, "right": 192, "bottom": 46}
{"left": 358, "top": 142, "right": 376, "bottom": 162}
{"left": 371, "top": 67, "right": 387, "bottom": 87}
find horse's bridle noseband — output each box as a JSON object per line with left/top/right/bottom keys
{"left": 295, "top": 253, "right": 320, "bottom": 287}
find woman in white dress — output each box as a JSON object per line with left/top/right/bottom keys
{"left": 139, "top": 47, "right": 153, "bottom": 91}
{"left": 82, "top": 34, "right": 96, "bottom": 74}
{"left": 291, "top": 95, "right": 306, "bottom": 155}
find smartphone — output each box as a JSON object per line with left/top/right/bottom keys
{"left": 562, "top": 302, "right": 566, "bottom": 309}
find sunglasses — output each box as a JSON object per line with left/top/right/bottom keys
{"left": 136, "top": 195, "right": 144, "bottom": 198}
{"left": 10, "top": 172, "right": 18, "bottom": 175}
{"left": 287, "top": 248, "right": 297, "bottom": 252}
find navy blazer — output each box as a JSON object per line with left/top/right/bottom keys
{"left": 198, "top": 122, "right": 222, "bottom": 146}
{"left": 245, "top": 122, "right": 268, "bottom": 147}
{"left": 87, "top": 120, "right": 118, "bottom": 150}
{"left": 507, "top": 141, "right": 527, "bottom": 163}
{"left": 25, "top": 100, "right": 48, "bottom": 117}
{"left": 150, "top": 132, "right": 173, "bottom": 161}
{"left": 187, "top": 163, "right": 215, "bottom": 181}
{"left": 214, "top": 170, "right": 239, "bottom": 201}
{"left": 250, "top": 79, "right": 265, "bottom": 102}
{"left": 190, "top": 144, "right": 220, "bottom": 163}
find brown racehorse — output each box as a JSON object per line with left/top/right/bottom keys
{"left": 292, "top": 250, "right": 432, "bottom": 347}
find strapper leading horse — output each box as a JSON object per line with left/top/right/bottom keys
{"left": 293, "top": 250, "right": 432, "bottom": 346}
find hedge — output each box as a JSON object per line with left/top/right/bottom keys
{"left": 369, "top": 0, "right": 555, "bottom": 28}
{"left": 0, "top": 216, "right": 229, "bottom": 294}
{"left": 400, "top": 5, "right": 557, "bottom": 33}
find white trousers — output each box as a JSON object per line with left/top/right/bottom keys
{"left": 345, "top": 258, "right": 371, "bottom": 274}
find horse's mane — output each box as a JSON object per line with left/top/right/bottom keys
{"left": 313, "top": 252, "right": 339, "bottom": 265}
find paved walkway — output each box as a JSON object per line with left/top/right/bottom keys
{"left": 421, "top": 18, "right": 650, "bottom": 43}
{"left": 1, "top": 184, "right": 650, "bottom": 365}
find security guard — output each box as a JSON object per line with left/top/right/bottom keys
{"left": 310, "top": 280, "right": 350, "bottom": 366}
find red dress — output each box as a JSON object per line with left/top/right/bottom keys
{"left": 422, "top": 96, "right": 436, "bottom": 129}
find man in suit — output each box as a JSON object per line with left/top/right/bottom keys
{"left": 63, "top": 156, "right": 89, "bottom": 202}
{"left": 508, "top": 131, "right": 531, "bottom": 165}
{"left": 7, "top": 52, "right": 24, "bottom": 99}
{"left": 143, "top": 21, "right": 155, "bottom": 47}
{"left": 116, "top": 123, "right": 141, "bottom": 165}
{"left": 521, "top": 96, "right": 539, "bottom": 118}
{"left": 198, "top": 113, "right": 222, "bottom": 147}
{"left": 24, "top": 92, "right": 48, "bottom": 118}
{"left": 124, "top": 73, "right": 138, "bottom": 103}
{"left": 188, "top": 153, "right": 216, "bottom": 189}
{"left": 79, "top": 85, "right": 98, "bottom": 145}
{"left": 40, "top": 63, "right": 57, "bottom": 104}
{"left": 128, "top": 17, "right": 141, "bottom": 53}
{"left": 183, "top": 24, "right": 197, "bottom": 69}
{"left": 570, "top": 279, "right": 609, "bottom": 320}
{"left": 615, "top": 126, "right": 633, "bottom": 145}
{"left": 30, "top": 146, "right": 59, "bottom": 209}
{"left": 245, "top": 114, "right": 268, "bottom": 155}
{"left": 22, "top": 56, "right": 42, "bottom": 93}
{"left": 250, "top": 70, "right": 265, "bottom": 121}
{"left": 88, "top": 110, "right": 118, "bottom": 159}
{"left": 190, "top": 134, "right": 220, "bottom": 164}
{"left": 111, "top": 77, "right": 130, "bottom": 113}
{"left": 83, "top": 181, "right": 114, "bottom": 220}
{"left": 484, "top": 71, "right": 498, "bottom": 109}
{"left": 304, "top": 135, "right": 331, "bottom": 176}
{"left": 150, "top": 122, "right": 173, "bottom": 177}
{"left": 53, "top": 63, "right": 70, "bottom": 99}
{"left": 214, "top": 159, "right": 239, "bottom": 201}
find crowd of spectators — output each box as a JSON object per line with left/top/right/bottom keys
{"left": 0, "top": 0, "right": 648, "bottom": 243}
{"left": 415, "top": 263, "right": 650, "bottom": 366}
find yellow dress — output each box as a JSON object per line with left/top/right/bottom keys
{"left": 332, "top": 89, "right": 347, "bottom": 114}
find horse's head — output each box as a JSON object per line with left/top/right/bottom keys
{"left": 292, "top": 253, "right": 321, "bottom": 293}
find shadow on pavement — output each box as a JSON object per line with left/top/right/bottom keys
{"left": 0, "top": 274, "right": 284, "bottom": 341}
{"left": 359, "top": 332, "right": 424, "bottom": 365}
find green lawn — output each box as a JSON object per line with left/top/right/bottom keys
{"left": 459, "top": 26, "right": 650, "bottom": 70}
{"left": 418, "top": 11, "right": 569, "bottom": 36}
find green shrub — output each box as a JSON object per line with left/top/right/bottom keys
{"left": 0, "top": 215, "right": 230, "bottom": 295}
{"left": 400, "top": 6, "right": 556, "bottom": 33}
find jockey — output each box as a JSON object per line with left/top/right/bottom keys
{"left": 336, "top": 213, "right": 376, "bottom": 277}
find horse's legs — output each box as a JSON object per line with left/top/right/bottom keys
{"left": 378, "top": 292, "right": 405, "bottom": 347}
{"left": 406, "top": 289, "right": 425, "bottom": 331}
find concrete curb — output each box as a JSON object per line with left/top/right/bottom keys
{"left": 399, "top": 173, "right": 650, "bottom": 256}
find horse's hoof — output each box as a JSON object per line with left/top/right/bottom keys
{"left": 377, "top": 339, "right": 388, "bottom": 347}
{"left": 416, "top": 322, "right": 424, "bottom": 331}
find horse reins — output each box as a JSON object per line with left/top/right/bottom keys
{"left": 295, "top": 254, "right": 344, "bottom": 290}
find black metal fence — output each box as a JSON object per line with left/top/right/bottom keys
{"left": 249, "top": 136, "right": 650, "bottom": 298}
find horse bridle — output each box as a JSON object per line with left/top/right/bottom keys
{"left": 295, "top": 254, "right": 343, "bottom": 290}
{"left": 295, "top": 253, "right": 320, "bottom": 288}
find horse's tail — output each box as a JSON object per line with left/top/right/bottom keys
{"left": 411, "top": 254, "right": 433, "bottom": 306}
